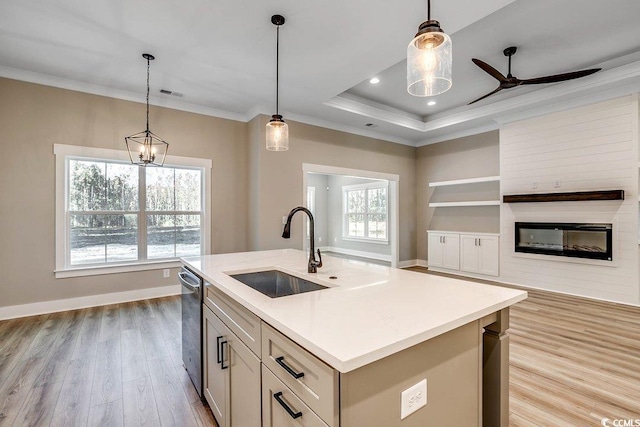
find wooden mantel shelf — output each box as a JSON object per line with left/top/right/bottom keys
{"left": 503, "top": 190, "right": 624, "bottom": 203}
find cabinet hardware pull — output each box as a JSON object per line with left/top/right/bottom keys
{"left": 220, "top": 339, "right": 228, "bottom": 370}
{"left": 273, "top": 392, "right": 302, "bottom": 419}
{"left": 442, "top": 236, "right": 445, "bottom": 243}
{"left": 275, "top": 356, "right": 305, "bottom": 379}
{"left": 478, "top": 238, "right": 481, "bottom": 247}
{"left": 216, "top": 336, "right": 223, "bottom": 364}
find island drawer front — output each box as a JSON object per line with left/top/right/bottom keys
{"left": 262, "top": 365, "right": 329, "bottom": 427}
{"left": 205, "top": 285, "right": 261, "bottom": 357}
{"left": 262, "top": 323, "right": 338, "bottom": 426}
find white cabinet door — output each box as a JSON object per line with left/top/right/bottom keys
{"left": 460, "top": 235, "right": 479, "bottom": 273}
{"left": 228, "top": 330, "right": 261, "bottom": 427}
{"left": 427, "top": 233, "right": 444, "bottom": 268}
{"left": 459, "top": 235, "right": 499, "bottom": 277}
{"left": 428, "top": 232, "right": 460, "bottom": 270}
{"left": 204, "top": 304, "right": 262, "bottom": 427}
{"left": 478, "top": 236, "right": 499, "bottom": 276}
{"left": 442, "top": 234, "right": 460, "bottom": 270}
{"left": 203, "top": 305, "right": 229, "bottom": 427}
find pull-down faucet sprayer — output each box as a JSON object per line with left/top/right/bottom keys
{"left": 282, "top": 206, "right": 323, "bottom": 273}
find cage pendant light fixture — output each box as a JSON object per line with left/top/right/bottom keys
{"left": 266, "top": 15, "right": 289, "bottom": 151}
{"left": 407, "top": 0, "right": 452, "bottom": 97}
{"left": 125, "top": 53, "right": 169, "bottom": 166}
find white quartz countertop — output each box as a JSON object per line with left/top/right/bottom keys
{"left": 182, "top": 249, "right": 527, "bottom": 373}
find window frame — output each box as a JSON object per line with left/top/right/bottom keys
{"left": 342, "top": 182, "right": 389, "bottom": 244}
{"left": 54, "top": 144, "right": 212, "bottom": 278}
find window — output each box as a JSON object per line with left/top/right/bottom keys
{"left": 55, "top": 144, "right": 211, "bottom": 277}
{"left": 343, "top": 183, "right": 388, "bottom": 242}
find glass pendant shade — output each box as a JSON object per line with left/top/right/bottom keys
{"left": 266, "top": 115, "right": 289, "bottom": 151}
{"left": 407, "top": 21, "right": 452, "bottom": 97}
{"left": 125, "top": 130, "right": 169, "bottom": 166}
{"left": 266, "top": 15, "right": 289, "bottom": 152}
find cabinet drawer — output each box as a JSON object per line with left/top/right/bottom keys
{"left": 262, "top": 365, "right": 329, "bottom": 427}
{"left": 205, "top": 285, "right": 261, "bottom": 356}
{"left": 262, "top": 323, "right": 338, "bottom": 426}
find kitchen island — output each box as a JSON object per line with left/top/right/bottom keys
{"left": 182, "top": 249, "right": 527, "bottom": 427}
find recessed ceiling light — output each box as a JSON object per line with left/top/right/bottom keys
{"left": 369, "top": 77, "right": 380, "bottom": 84}
{"left": 427, "top": 101, "right": 436, "bottom": 106}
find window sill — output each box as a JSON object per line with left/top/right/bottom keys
{"left": 341, "top": 237, "right": 389, "bottom": 245}
{"left": 55, "top": 259, "right": 183, "bottom": 278}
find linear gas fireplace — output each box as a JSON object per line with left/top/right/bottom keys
{"left": 515, "top": 222, "right": 612, "bottom": 261}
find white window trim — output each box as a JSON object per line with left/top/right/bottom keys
{"left": 342, "top": 182, "right": 389, "bottom": 243}
{"left": 54, "top": 143, "right": 212, "bottom": 278}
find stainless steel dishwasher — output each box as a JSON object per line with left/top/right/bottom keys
{"left": 179, "top": 265, "right": 204, "bottom": 399}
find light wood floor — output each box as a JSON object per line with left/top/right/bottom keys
{"left": 0, "top": 297, "right": 217, "bottom": 427}
{"left": 2, "top": 279, "right": 639, "bottom": 426}
{"left": 407, "top": 266, "right": 640, "bottom": 426}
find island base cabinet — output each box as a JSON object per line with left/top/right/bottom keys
{"left": 339, "top": 320, "right": 480, "bottom": 427}
{"left": 262, "top": 365, "right": 329, "bottom": 427}
{"left": 203, "top": 305, "right": 261, "bottom": 427}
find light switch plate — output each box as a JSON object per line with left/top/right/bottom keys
{"left": 163, "top": 269, "right": 170, "bottom": 278}
{"left": 401, "top": 379, "right": 427, "bottom": 419}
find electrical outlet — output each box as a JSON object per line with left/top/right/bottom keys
{"left": 334, "top": 237, "right": 337, "bottom": 243}
{"left": 400, "top": 379, "right": 427, "bottom": 419}
{"left": 282, "top": 216, "right": 287, "bottom": 225}
{"left": 554, "top": 180, "right": 561, "bottom": 188}
{"left": 318, "top": 237, "right": 322, "bottom": 242}
{"left": 163, "top": 269, "right": 170, "bottom": 278}
{"left": 532, "top": 181, "right": 538, "bottom": 189}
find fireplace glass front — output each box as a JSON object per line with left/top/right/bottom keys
{"left": 515, "top": 222, "right": 612, "bottom": 261}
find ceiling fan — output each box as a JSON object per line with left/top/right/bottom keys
{"left": 468, "top": 46, "right": 601, "bottom": 104}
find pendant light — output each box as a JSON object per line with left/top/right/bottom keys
{"left": 407, "top": 0, "right": 452, "bottom": 97}
{"left": 266, "top": 14, "right": 289, "bottom": 151}
{"left": 125, "top": 53, "right": 169, "bottom": 166}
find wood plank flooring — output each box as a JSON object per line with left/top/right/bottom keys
{"left": 407, "top": 267, "right": 640, "bottom": 426}
{"left": 0, "top": 297, "right": 217, "bottom": 427}
{"left": 1, "top": 277, "right": 639, "bottom": 426}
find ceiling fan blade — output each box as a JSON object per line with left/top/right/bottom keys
{"left": 468, "top": 86, "right": 503, "bottom": 105}
{"left": 520, "top": 68, "right": 601, "bottom": 85}
{"left": 472, "top": 58, "right": 508, "bottom": 83}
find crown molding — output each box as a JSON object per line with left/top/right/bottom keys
{"left": 0, "top": 65, "right": 249, "bottom": 122}
{"left": 416, "top": 123, "right": 499, "bottom": 147}
{"left": 282, "top": 110, "right": 417, "bottom": 147}
{"left": 0, "top": 65, "right": 416, "bottom": 147}
{"left": 323, "top": 60, "right": 640, "bottom": 138}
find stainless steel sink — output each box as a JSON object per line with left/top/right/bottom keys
{"left": 229, "top": 270, "right": 328, "bottom": 298}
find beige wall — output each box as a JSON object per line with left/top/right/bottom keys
{"left": 416, "top": 131, "right": 500, "bottom": 261}
{"left": 248, "top": 115, "right": 417, "bottom": 262}
{"left": 0, "top": 78, "right": 249, "bottom": 307}
{"left": 0, "top": 78, "right": 419, "bottom": 309}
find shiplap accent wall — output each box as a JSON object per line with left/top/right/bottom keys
{"left": 500, "top": 95, "right": 640, "bottom": 305}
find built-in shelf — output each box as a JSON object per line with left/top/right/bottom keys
{"left": 503, "top": 190, "right": 624, "bottom": 203}
{"left": 429, "top": 200, "right": 500, "bottom": 208}
{"left": 429, "top": 175, "right": 500, "bottom": 188}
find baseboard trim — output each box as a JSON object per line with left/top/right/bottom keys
{"left": 397, "top": 259, "right": 428, "bottom": 268}
{"left": 322, "top": 246, "right": 391, "bottom": 262}
{"left": 0, "top": 284, "right": 181, "bottom": 320}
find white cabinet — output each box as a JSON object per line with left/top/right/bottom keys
{"left": 428, "top": 231, "right": 499, "bottom": 277}
{"left": 460, "top": 235, "right": 499, "bottom": 276}
{"left": 203, "top": 304, "right": 261, "bottom": 427}
{"left": 427, "top": 232, "right": 460, "bottom": 270}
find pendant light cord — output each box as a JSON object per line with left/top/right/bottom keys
{"left": 276, "top": 24, "right": 280, "bottom": 116}
{"left": 146, "top": 56, "right": 150, "bottom": 133}
{"left": 427, "top": 0, "right": 431, "bottom": 20}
